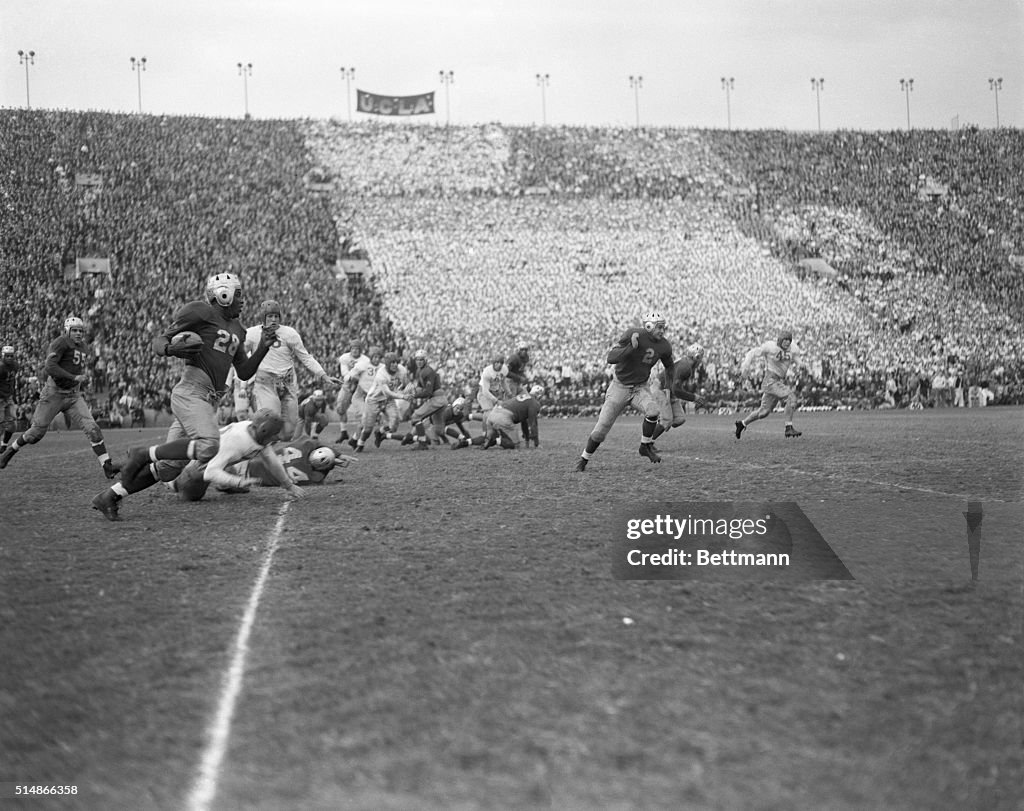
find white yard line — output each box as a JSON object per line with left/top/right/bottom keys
{"left": 185, "top": 501, "right": 291, "bottom": 811}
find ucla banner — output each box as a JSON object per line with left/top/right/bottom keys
{"left": 356, "top": 90, "right": 435, "bottom": 116}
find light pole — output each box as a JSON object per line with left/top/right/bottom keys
{"left": 536, "top": 73, "right": 550, "bottom": 125}
{"left": 439, "top": 70, "right": 455, "bottom": 125}
{"left": 811, "top": 77, "right": 824, "bottom": 132}
{"left": 988, "top": 78, "right": 1003, "bottom": 128}
{"left": 629, "top": 75, "right": 643, "bottom": 128}
{"left": 17, "top": 49, "right": 35, "bottom": 108}
{"left": 340, "top": 67, "right": 355, "bottom": 122}
{"left": 900, "top": 78, "right": 913, "bottom": 130}
{"left": 721, "top": 77, "right": 735, "bottom": 130}
{"left": 238, "top": 62, "right": 253, "bottom": 118}
{"left": 130, "top": 56, "right": 147, "bottom": 113}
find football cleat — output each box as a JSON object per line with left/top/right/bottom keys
{"left": 348, "top": 438, "right": 359, "bottom": 450}
{"left": 639, "top": 443, "right": 662, "bottom": 463}
{"left": 734, "top": 420, "right": 746, "bottom": 439}
{"left": 102, "top": 459, "right": 122, "bottom": 480}
{"left": 373, "top": 429, "right": 385, "bottom": 448}
{"left": 0, "top": 445, "right": 16, "bottom": 469}
{"left": 785, "top": 425, "right": 803, "bottom": 438}
{"left": 119, "top": 447, "right": 151, "bottom": 485}
{"left": 91, "top": 489, "right": 123, "bottom": 522}
{"left": 400, "top": 433, "right": 415, "bottom": 446}
{"left": 354, "top": 444, "right": 364, "bottom": 453}
{"left": 573, "top": 457, "right": 588, "bottom": 472}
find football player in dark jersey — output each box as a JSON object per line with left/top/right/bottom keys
{"left": 0, "top": 317, "right": 119, "bottom": 478}
{"left": 0, "top": 344, "right": 20, "bottom": 455}
{"left": 650, "top": 343, "right": 709, "bottom": 452}
{"left": 574, "top": 311, "right": 674, "bottom": 471}
{"left": 91, "top": 273, "right": 277, "bottom": 521}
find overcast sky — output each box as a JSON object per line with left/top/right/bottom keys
{"left": 2, "top": 0, "right": 1021, "bottom": 130}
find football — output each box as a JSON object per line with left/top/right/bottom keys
{"left": 170, "top": 331, "right": 203, "bottom": 348}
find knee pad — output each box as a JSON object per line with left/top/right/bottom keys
{"left": 85, "top": 425, "right": 104, "bottom": 444}
{"left": 643, "top": 403, "right": 661, "bottom": 420}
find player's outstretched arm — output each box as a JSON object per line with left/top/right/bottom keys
{"left": 235, "top": 325, "right": 278, "bottom": 380}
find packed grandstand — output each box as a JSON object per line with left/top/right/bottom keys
{"left": 1, "top": 109, "right": 1021, "bottom": 425}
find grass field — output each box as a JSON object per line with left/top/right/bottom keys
{"left": 2, "top": 408, "right": 1022, "bottom": 810}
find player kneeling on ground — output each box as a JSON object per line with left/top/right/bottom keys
{"left": 480, "top": 385, "right": 544, "bottom": 450}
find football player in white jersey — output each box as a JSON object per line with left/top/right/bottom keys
{"left": 172, "top": 408, "right": 308, "bottom": 501}
{"left": 735, "top": 330, "right": 804, "bottom": 439}
{"left": 244, "top": 300, "right": 340, "bottom": 440}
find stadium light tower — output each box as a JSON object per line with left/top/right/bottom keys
{"left": 721, "top": 77, "right": 735, "bottom": 130}
{"left": 340, "top": 67, "right": 355, "bottom": 122}
{"left": 238, "top": 62, "right": 253, "bottom": 118}
{"left": 536, "top": 73, "right": 550, "bottom": 125}
{"left": 439, "top": 70, "right": 455, "bottom": 125}
{"left": 130, "top": 56, "right": 147, "bottom": 113}
{"left": 17, "top": 49, "right": 35, "bottom": 108}
{"left": 629, "top": 75, "right": 643, "bottom": 128}
{"left": 899, "top": 78, "right": 913, "bottom": 130}
{"left": 988, "top": 77, "right": 1003, "bottom": 128}
{"left": 811, "top": 77, "right": 824, "bottom": 132}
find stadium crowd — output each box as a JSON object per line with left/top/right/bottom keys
{"left": 2, "top": 111, "right": 1022, "bottom": 426}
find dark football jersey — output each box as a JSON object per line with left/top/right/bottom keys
{"left": 248, "top": 436, "right": 328, "bottom": 485}
{"left": 45, "top": 335, "right": 89, "bottom": 390}
{"left": 0, "top": 358, "right": 20, "bottom": 399}
{"left": 163, "top": 300, "right": 247, "bottom": 392}
{"left": 667, "top": 357, "right": 699, "bottom": 399}
{"left": 609, "top": 329, "right": 673, "bottom": 386}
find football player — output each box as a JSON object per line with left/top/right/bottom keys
{"left": 398, "top": 349, "right": 449, "bottom": 450}
{"left": 650, "top": 343, "right": 709, "bottom": 451}
{"left": 297, "top": 389, "right": 330, "bottom": 441}
{"left": 505, "top": 342, "right": 531, "bottom": 396}
{"left": 481, "top": 385, "right": 545, "bottom": 449}
{"left": 0, "top": 318, "right": 119, "bottom": 478}
{"left": 352, "top": 352, "right": 408, "bottom": 452}
{"left": 245, "top": 299, "right": 340, "bottom": 441}
{"left": 442, "top": 396, "right": 477, "bottom": 447}
{"left": 333, "top": 338, "right": 369, "bottom": 439}
{"left": 340, "top": 345, "right": 382, "bottom": 443}
{"left": 226, "top": 434, "right": 356, "bottom": 488}
{"left": 171, "top": 408, "right": 307, "bottom": 501}
{"left": 0, "top": 344, "right": 19, "bottom": 455}
{"left": 735, "top": 330, "right": 804, "bottom": 439}
{"left": 476, "top": 354, "right": 511, "bottom": 414}
{"left": 573, "top": 311, "right": 674, "bottom": 471}
{"left": 91, "top": 273, "right": 278, "bottom": 521}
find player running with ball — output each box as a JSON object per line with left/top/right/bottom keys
{"left": 91, "top": 272, "right": 278, "bottom": 521}
{"left": 574, "top": 311, "right": 674, "bottom": 471}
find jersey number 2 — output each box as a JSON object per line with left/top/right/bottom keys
{"left": 212, "top": 331, "right": 240, "bottom": 355}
